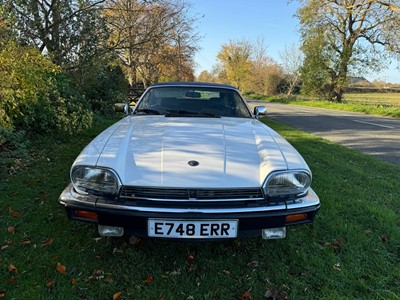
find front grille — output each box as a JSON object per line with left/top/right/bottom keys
{"left": 119, "top": 186, "right": 264, "bottom": 202}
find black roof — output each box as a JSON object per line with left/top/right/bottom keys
{"left": 149, "top": 81, "right": 238, "bottom": 90}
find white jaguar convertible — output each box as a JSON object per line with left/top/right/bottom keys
{"left": 59, "top": 82, "right": 320, "bottom": 239}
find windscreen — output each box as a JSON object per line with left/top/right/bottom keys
{"left": 134, "top": 86, "right": 252, "bottom": 118}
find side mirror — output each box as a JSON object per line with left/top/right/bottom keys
{"left": 254, "top": 106, "right": 267, "bottom": 118}
{"left": 114, "top": 103, "right": 129, "bottom": 115}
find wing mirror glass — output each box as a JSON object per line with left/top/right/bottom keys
{"left": 114, "top": 103, "right": 129, "bottom": 115}
{"left": 254, "top": 106, "right": 267, "bottom": 118}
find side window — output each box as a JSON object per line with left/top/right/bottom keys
{"left": 233, "top": 93, "right": 251, "bottom": 117}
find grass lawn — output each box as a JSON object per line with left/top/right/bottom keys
{"left": 344, "top": 93, "right": 400, "bottom": 107}
{"left": 1, "top": 117, "right": 400, "bottom": 299}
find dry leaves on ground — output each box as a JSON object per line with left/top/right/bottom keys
{"left": 113, "top": 291, "right": 122, "bottom": 300}
{"left": 264, "top": 288, "right": 288, "bottom": 300}
{"left": 56, "top": 263, "right": 66, "bottom": 275}
{"left": 7, "top": 226, "right": 15, "bottom": 235}
{"left": 144, "top": 275, "right": 154, "bottom": 284}
{"left": 8, "top": 264, "right": 17, "bottom": 273}
{"left": 239, "top": 289, "right": 252, "bottom": 300}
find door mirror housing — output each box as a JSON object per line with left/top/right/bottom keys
{"left": 254, "top": 106, "right": 267, "bottom": 118}
{"left": 114, "top": 103, "right": 129, "bottom": 115}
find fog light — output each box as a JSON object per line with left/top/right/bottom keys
{"left": 98, "top": 225, "right": 124, "bottom": 237}
{"left": 262, "top": 227, "right": 286, "bottom": 239}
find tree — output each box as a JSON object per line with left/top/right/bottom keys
{"left": 0, "top": 41, "right": 93, "bottom": 133}
{"left": 280, "top": 44, "right": 303, "bottom": 96}
{"left": 214, "top": 38, "right": 283, "bottom": 94}
{"left": 248, "top": 37, "right": 283, "bottom": 95}
{"left": 197, "top": 70, "right": 216, "bottom": 82}
{"left": 2, "top": 0, "right": 108, "bottom": 67}
{"left": 104, "top": 0, "right": 198, "bottom": 87}
{"left": 298, "top": 0, "right": 400, "bottom": 102}
{"left": 216, "top": 39, "right": 252, "bottom": 90}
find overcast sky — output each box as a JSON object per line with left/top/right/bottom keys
{"left": 189, "top": 0, "right": 400, "bottom": 84}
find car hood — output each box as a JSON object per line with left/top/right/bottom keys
{"left": 73, "top": 116, "right": 308, "bottom": 188}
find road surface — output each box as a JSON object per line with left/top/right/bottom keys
{"left": 247, "top": 100, "right": 400, "bottom": 165}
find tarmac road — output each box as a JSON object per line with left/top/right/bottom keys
{"left": 247, "top": 100, "right": 400, "bottom": 165}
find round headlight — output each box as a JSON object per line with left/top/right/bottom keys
{"left": 71, "top": 166, "right": 119, "bottom": 195}
{"left": 264, "top": 171, "right": 311, "bottom": 197}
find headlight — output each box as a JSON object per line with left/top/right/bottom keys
{"left": 264, "top": 170, "right": 311, "bottom": 197}
{"left": 71, "top": 166, "right": 119, "bottom": 195}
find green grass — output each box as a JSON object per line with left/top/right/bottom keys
{"left": 344, "top": 93, "right": 400, "bottom": 107}
{"left": 1, "top": 117, "right": 400, "bottom": 299}
{"left": 245, "top": 93, "right": 400, "bottom": 118}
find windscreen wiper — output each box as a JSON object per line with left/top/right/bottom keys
{"left": 165, "top": 109, "right": 220, "bottom": 118}
{"left": 134, "top": 108, "right": 162, "bottom": 115}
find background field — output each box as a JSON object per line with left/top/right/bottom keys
{"left": 1, "top": 117, "right": 400, "bottom": 299}
{"left": 245, "top": 92, "right": 400, "bottom": 118}
{"left": 344, "top": 93, "right": 400, "bottom": 107}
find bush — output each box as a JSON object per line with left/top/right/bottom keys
{"left": 0, "top": 127, "right": 29, "bottom": 174}
{"left": 0, "top": 42, "right": 93, "bottom": 134}
{"left": 70, "top": 57, "right": 129, "bottom": 116}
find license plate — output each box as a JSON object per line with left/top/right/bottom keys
{"left": 148, "top": 219, "right": 238, "bottom": 239}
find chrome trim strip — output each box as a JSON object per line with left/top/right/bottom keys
{"left": 119, "top": 186, "right": 264, "bottom": 202}
{"left": 59, "top": 184, "right": 320, "bottom": 214}
{"left": 58, "top": 184, "right": 96, "bottom": 208}
{"left": 119, "top": 195, "right": 265, "bottom": 202}
{"left": 94, "top": 202, "right": 287, "bottom": 214}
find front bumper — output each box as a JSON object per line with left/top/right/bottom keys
{"left": 59, "top": 184, "right": 320, "bottom": 238}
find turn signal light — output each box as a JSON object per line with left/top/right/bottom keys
{"left": 286, "top": 213, "right": 307, "bottom": 223}
{"left": 75, "top": 210, "right": 98, "bottom": 220}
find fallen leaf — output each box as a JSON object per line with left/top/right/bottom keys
{"left": 129, "top": 236, "right": 142, "bottom": 245}
{"left": 113, "top": 247, "right": 123, "bottom": 254}
{"left": 86, "top": 269, "right": 104, "bottom": 282}
{"left": 7, "top": 278, "right": 15, "bottom": 284}
{"left": 144, "top": 275, "right": 154, "bottom": 284}
{"left": 321, "top": 237, "right": 345, "bottom": 254}
{"left": 71, "top": 278, "right": 78, "bottom": 285}
{"left": 223, "top": 270, "right": 231, "bottom": 275}
{"left": 8, "top": 264, "right": 18, "bottom": 273}
{"left": 46, "top": 279, "right": 55, "bottom": 287}
{"left": 21, "top": 240, "right": 31, "bottom": 245}
{"left": 104, "top": 277, "right": 114, "bottom": 284}
{"left": 332, "top": 263, "right": 341, "bottom": 271}
{"left": 239, "top": 289, "right": 252, "bottom": 300}
{"left": 7, "top": 226, "right": 15, "bottom": 235}
{"left": 380, "top": 234, "right": 388, "bottom": 243}
{"left": 0, "top": 291, "right": 5, "bottom": 298}
{"left": 247, "top": 261, "right": 259, "bottom": 268}
{"left": 113, "top": 291, "right": 122, "bottom": 300}
{"left": 187, "top": 255, "right": 195, "bottom": 265}
{"left": 42, "top": 238, "right": 53, "bottom": 247}
{"left": 9, "top": 208, "right": 21, "bottom": 218}
{"left": 56, "top": 263, "right": 66, "bottom": 275}
{"left": 264, "top": 288, "right": 288, "bottom": 300}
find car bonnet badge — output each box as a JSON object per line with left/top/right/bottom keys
{"left": 188, "top": 160, "right": 199, "bottom": 167}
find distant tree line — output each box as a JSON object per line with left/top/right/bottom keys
{"left": 197, "top": 38, "right": 303, "bottom": 96}
{"left": 198, "top": 1, "right": 400, "bottom": 102}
